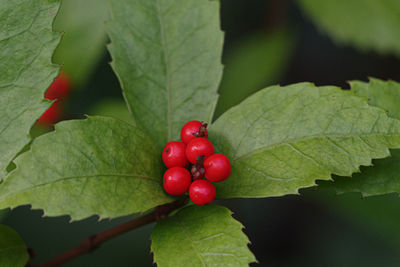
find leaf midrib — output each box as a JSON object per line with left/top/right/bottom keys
{"left": 1, "top": 173, "right": 160, "bottom": 199}
{"left": 234, "top": 132, "right": 400, "bottom": 162}
{"left": 176, "top": 218, "right": 207, "bottom": 266}
{"left": 156, "top": 0, "right": 172, "bottom": 141}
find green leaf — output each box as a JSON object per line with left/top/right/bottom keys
{"left": 0, "top": 224, "right": 28, "bottom": 267}
{"left": 0, "top": 0, "right": 61, "bottom": 175}
{"left": 297, "top": 0, "right": 400, "bottom": 56}
{"left": 214, "top": 28, "right": 295, "bottom": 119}
{"left": 151, "top": 205, "right": 256, "bottom": 267}
{"left": 53, "top": 0, "right": 108, "bottom": 85}
{"left": 107, "top": 0, "right": 223, "bottom": 147}
{"left": 209, "top": 82, "right": 400, "bottom": 198}
{"left": 318, "top": 79, "right": 400, "bottom": 196}
{"left": 0, "top": 116, "right": 173, "bottom": 220}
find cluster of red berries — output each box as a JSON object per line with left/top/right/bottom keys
{"left": 162, "top": 120, "right": 231, "bottom": 206}
{"left": 37, "top": 72, "right": 71, "bottom": 125}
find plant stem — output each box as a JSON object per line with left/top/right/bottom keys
{"left": 37, "top": 197, "right": 188, "bottom": 267}
{"left": 193, "top": 121, "right": 208, "bottom": 138}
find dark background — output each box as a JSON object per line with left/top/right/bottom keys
{"left": 3, "top": 0, "right": 400, "bottom": 266}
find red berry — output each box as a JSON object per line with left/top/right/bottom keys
{"left": 163, "top": 167, "right": 191, "bottom": 196}
{"left": 37, "top": 101, "right": 62, "bottom": 125}
{"left": 180, "top": 120, "right": 208, "bottom": 144}
{"left": 162, "top": 141, "right": 189, "bottom": 168}
{"left": 204, "top": 154, "right": 231, "bottom": 182}
{"left": 45, "top": 72, "right": 70, "bottom": 100}
{"left": 185, "top": 137, "right": 215, "bottom": 164}
{"left": 189, "top": 179, "right": 216, "bottom": 206}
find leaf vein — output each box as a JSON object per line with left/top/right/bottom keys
{"left": 156, "top": 0, "right": 172, "bottom": 140}
{"left": 234, "top": 133, "right": 400, "bottom": 162}
{"left": 1, "top": 173, "right": 160, "bottom": 200}
{"left": 176, "top": 219, "right": 207, "bottom": 266}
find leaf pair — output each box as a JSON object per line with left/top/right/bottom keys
{"left": 0, "top": 0, "right": 255, "bottom": 265}
{"left": 3, "top": 0, "right": 400, "bottom": 217}
{"left": 0, "top": 0, "right": 223, "bottom": 219}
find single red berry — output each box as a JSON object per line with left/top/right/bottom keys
{"left": 163, "top": 167, "right": 191, "bottom": 196}
{"left": 37, "top": 101, "right": 62, "bottom": 125}
{"left": 45, "top": 72, "right": 70, "bottom": 100}
{"left": 204, "top": 154, "right": 231, "bottom": 182}
{"left": 162, "top": 141, "right": 189, "bottom": 168}
{"left": 180, "top": 120, "right": 208, "bottom": 144}
{"left": 185, "top": 137, "right": 215, "bottom": 164}
{"left": 189, "top": 179, "right": 216, "bottom": 206}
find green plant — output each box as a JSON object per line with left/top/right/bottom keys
{"left": 2, "top": 0, "right": 400, "bottom": 266}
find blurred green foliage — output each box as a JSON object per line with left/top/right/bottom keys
{"left": 89, "top": 99, "right": 133, "bottom": 125}
{"left": 214, "top": 28, "right": 294, "bottom": 119}
{"left": 4, "top": 208, "right": 154, "bottom": 266}
{"left": 0, "top": 224, "right": 29, "bottom": 266}
{"left": 0, "top": 209, "right": 7, "bottom": 222}
{"left": 298, "top": 0, "right": 400, "bottom": 56}
{"left": 53, "top": 0, "right": 108, "bottom": 86}
{"left": 321, "top": 192, "right": 400, "bottom": 249}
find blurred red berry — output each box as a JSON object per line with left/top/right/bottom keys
{"left": 38, "top": 73, "right": 71, "bottom": 125}
{"left": 44, "top": 72, "right": 70, "bottom": 100}
{"left": 37, "top": 101, "right": 62, "bottom": 125}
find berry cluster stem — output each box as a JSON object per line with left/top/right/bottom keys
{"left": 191, "top": 155, "right": 205, "bottom": 181}
{"left": 193, "top": 121, "right": 208, "bottom": 138}
{"left": 35, "top": 197, "right": 188, "bottom": 267}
